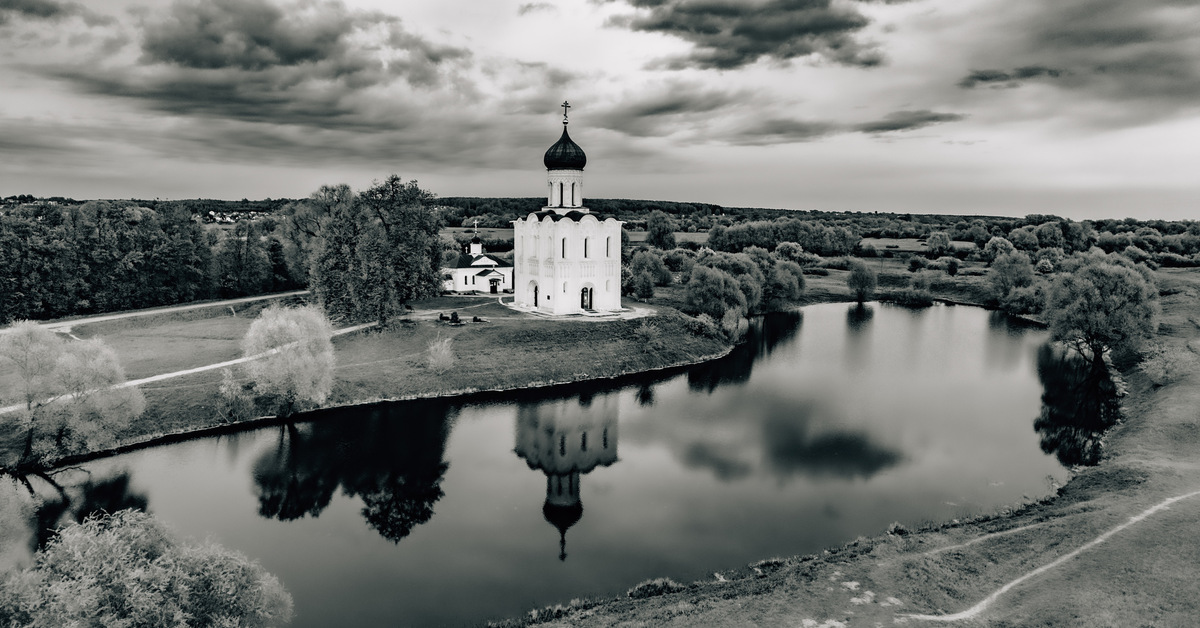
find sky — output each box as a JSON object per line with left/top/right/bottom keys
{"left": 1, "top": 0, "right": 1198, "bottom": 220}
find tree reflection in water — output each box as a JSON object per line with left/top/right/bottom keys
{"left": 1034, "top": 344, "right": 1121, "bottom": 466}
{"left": 687, "top": 311, "right": 803, "bottom": 392}
{"left": 0, "top": 470, "right": 150, "bottom": 559}
{"left": 252, "top": 399, "right": 454, "bottom": 543}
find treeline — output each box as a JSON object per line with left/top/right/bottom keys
{"left": 0, "top": 201, "right": 303, "bottom": 324}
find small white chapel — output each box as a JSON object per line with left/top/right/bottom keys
{"left": 513, "top": 102, "right": 623, "bottom": 315}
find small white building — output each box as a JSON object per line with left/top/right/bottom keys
{"left": 512, "top": 103, "right": 623, "bottom": 315}
{"left": 441, "top": 236, "right": 513, "bottom": 294}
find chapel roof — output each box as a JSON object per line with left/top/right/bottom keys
{"left": 449, "top": 253, "right": 510, "bottom": 269}
{"left": 543, "top": 126, "right": 586, "bottom": 171}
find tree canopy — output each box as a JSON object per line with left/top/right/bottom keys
{"left": 1045, "top": 254, "right": 1159, "bottom": 364}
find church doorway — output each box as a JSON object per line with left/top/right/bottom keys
{"left": 489, "top": 278, "right": 499, "bottom": 294}
{"left": 580, "top": 285, "right": 594, "bottom": 310}
{"left": 529, "top": 281, "right": 539, "bottom": 307}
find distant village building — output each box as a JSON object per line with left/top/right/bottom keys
{"left": 441, "top": 233, "right": 513, "bottom": 294}
{"left": 512, "top": 102, "right": 623, "bottom": 315}
{"left": 514, "top": 393, "right": 619, "bottom": 561}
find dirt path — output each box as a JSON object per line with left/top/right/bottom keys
{"left": 0, "top": 290, "right": 309, "bottom": 335}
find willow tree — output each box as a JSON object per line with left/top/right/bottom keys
{"left": 1046, "top": 254, "right": 1159, "bottom": 365}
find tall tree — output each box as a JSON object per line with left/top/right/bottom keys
{"left": 646, "top": 210, "right": 677, "bottom": 250}
{"left": 312, "top": 176, "right": 442, "bottom": 326}
{"left": 1045, "top": 255, "right": 1159, "bottom": 365}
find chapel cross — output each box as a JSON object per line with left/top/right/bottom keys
{"left": 561, "top": 100, "right": 571, "bottom": 123}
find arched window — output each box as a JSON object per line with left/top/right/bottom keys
{"left": 558, "top": 182, "right": 564, "bottom": 207}
{"left": 571, "top": 182, "right": 576, "bottom": 206}
{"left": 606, "top": 237, "right": 611, "bottom": 257}
{"left": 603, "top": 428, "right": 608, "bottom": 449}
{"left": 581, "top": 432, "right": 587, "bottom": 452}
{"left": 563, "top": 282, "right": 567, "bottom": 293}
{"left": 559, "top": 434, "right": 566, "bottom": 456}
{"left": 561, "top": 238, "right": 566, "bottom": 258}
{"left": 584, "top": 238, "right": 589, "bottom": 258}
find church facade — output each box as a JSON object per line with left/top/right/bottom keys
{"left": 512, "top": 103, "right": 623, "bottom": 315}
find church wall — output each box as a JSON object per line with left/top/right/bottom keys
{"left": 546, "top": 170, "right": 584, "bottom": 209}
{"left": 513, "top": 212, "right": 622, "bottom": 314}
{"left": 513, "top": 394, "right": 619, "bottom": 476}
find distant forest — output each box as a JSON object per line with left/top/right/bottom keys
{"left": 2, "top": 193, "right": 1197, "bottom": 325}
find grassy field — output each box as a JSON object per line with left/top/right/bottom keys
{"left": 1, "top": 295, "right": 729, "bottom": 454}
{"left": 500, "top": 267, "right": 1200, "bottom": 627}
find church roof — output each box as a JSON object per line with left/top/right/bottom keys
{"left": 530, "top": 209, "right": 590, "bottom": 222}
{"left": 543, "top": 126, "right": 586, "bottom": 170}
{"left": 448, "top": 253, "right": 510, "bottom": 269}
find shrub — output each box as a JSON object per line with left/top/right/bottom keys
{"left": 683, "top": 313, "right": 721, "bottom": 338}
{"left": 802, "top": 267, "right": 829, "bottom": 276}
{"left": 908, "top": 256, "right": 928, "bottom": 272}
{"left": 721, "top": 309, "right": 749, "bottom": 342}
{"left": 633, "top": 320, "right": 665, "bottom": 352}
{"left": 662, "top": 248, "right": 696, "bottom": 273}
{"left": 217, "top": 368, "right": 257, "bottom": 423}
{"left": 926, "top": 231, "right": 952, "bottom": 257}
{"left": 426, "top": 337, "right": 455, "bottom": 374}
{"left": 630, "top": 250, "right": 672, "bottom": 286}
{"left": 1002, "top": 282, "right": 1047, "bottom": 315}
{"left": 943, "top": 257, "right": 960, "bottom": 276}
{"left": 627, "top": 578, "right": 686, "bottom": 599}
{"left": 1035, "top": 258, "right": 1055, "bottom": 274}
{"left": 983, "top": 236, "right": 1016, "bottom": 263}
{"left": 0, "top": 510, "right": 293, "bottom": 628}
{"left": 822, "top": 256, "right": 853, "bottom": 271}
{"left": 633, "top": 271, "right": 656, "bottom": 299}
{"left": 684, "top": 266, "right": 746, "bottom": 320}
{"left": 1139, "top": 342, "right": 1197, "bottom": 386}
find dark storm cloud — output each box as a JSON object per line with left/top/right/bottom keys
{"left": 958, "top": 66, "right": 1065, "bottom": 89}
{"left": 601, "top": 0, "right": 908, "bottom": 70}
{"left": 0, "top": 0, "right": 67, "bottom": 19}
{"left": 962, "top": 0, "right": 1200, "bottom": 119}
{"left": 731, "top": 116, "right": 837, "bottom": 144}
{"left": 855, "top": 109, "right": 965, "bottom": 133}
{"left": 593, "top": 82, "right": 748, "bottom": 136}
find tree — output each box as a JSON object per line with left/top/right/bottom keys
{"left": 0, "top": 510, "right": 293, "bottom": 628}
{"left": 0, "top": 325, "right": 142, "bottom": 468}
{"left": 847, "top": 259, "right": 877, "bottom": 303}
{"left": 242, "top": 305, "right": 335, "bottom": 416}
{"left": 215, "top": 220, "right": 271, "bottom": 298}
{"left": 646, "top": 210, "right": 676, "bottom": 250}
{"left": 312, "top": 177, "right": 442, "bottom": 326}
{"left": 630, "top": 250, "right": 672, "bottom": 286}
{"left": 983, "top": 236, "right": 1016, "bottom": 263}
{"left": 684, "top": 266, "right": 746, "bottom": 320}
{"left": 989, "top": 251, "right": 1034, "bottom": 300}
{"left": 925, "top": 231, "right": 952, "bottom": 258}
{"left": 1045, "top": 255, "right": 1159, "bottom": 364}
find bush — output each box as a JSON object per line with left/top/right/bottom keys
{"left": 633, "top": 271, "right": 656, "bottom": 299}
{"left": 662, "top": 248, "right": 696, "bottom": 273}
{"left": 908, "top": 256, "right": 928, "bottom": 272}
{"left": 989, "top": 251, "right": 1034, "bottom": 300}
{"left": 822, "top": 256, "right": 853, "bottom": 271}
{"left": 857, "top": 242, "right": 878, "bottom": 258}
{"left": 217, "top": 368, "right": 257, "bottom": 422}
{"left": 630, "top": 250, "right": 672, "bottom": 286}
{"left": 1139, "top": 342, "right": 1197, "bottom": 387}
{"left": 0, "top": 510, "right": 293, "bottom": 628}
{"left": 1035, "top": 258, "right": 1055, "bottom": 274}
{"left": 1002, "top": 281, "right": 1047, "bottom": 315}
{"left": 633, "top": 320, "right": 665, "bottom": 352}
{"left": 684, "top": 266, "right": 746, "bottom": 320}
{"left": 426, "top": 337, "right": 455, "bottom": 374}
{"left": 943, "top": 257, "right": 960, "bottom": 276}
{"left": 983, "top": 236, "right": 1016, "bottom": 263}
{"left": 627, "top": 578, "right": 686, "bottom": 599}
{"left": 721, "top": 309, "right": 749, "bottom": 342}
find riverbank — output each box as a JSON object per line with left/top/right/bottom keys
{"left": 0, "top": 296, "right": 732, "bottom": 468}
{"left": 497, "top": 267, "right": 1200, "bottom": 627}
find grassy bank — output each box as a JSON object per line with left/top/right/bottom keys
{"left": 498, "top": 267, "right": 1200, "bottom": 627}
{"left": 0, "top": 297, "right": 729, "bottom": 460}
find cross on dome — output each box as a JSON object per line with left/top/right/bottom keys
{"left": 561, "top": 100, "right": 571, "bottom": 125}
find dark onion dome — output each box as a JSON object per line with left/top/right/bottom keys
{"left": 470, "top": 235, "right": 481, "bottom": 244}
{"left": 543, "top": 501, "right": 583, "bottom": 561}
{"left": 543, "top": 126, "right": 586, "bottom": 170}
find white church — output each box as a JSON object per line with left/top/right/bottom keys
{"left": 513, "top": 103, "right": 623, "bottom": 315}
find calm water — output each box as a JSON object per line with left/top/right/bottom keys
{"left": 3, "top": 303, "right": 1079, "bottom": 626}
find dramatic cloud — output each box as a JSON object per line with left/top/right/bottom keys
{"left": 731, "top": 117, "right": 837, "bottom": 145}
{"left": 855, "top": 109, "right": 965, "bottom": 133}
{"left": 0, "top": 0, "right": 71, "bottom": 21}
{"left": 959, "top": 0, "right": 1200, "bottom": 121}
{"left": 592, "top": 82, "right": 748, "bottom": 137}
{"left": 602, "top": 0, "right": 898, "bottom": 69}
{"left": 958, "top": 66, "right": 1066, "bottom": 89}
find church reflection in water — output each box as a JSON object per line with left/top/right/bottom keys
{"left": 514, "top": 393, "right": 619, "bottom": 561}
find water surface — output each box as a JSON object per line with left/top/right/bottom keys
{"left": 4, "top": 303, "right": 1076, "bottom": 627}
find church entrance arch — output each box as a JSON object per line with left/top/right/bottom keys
{"left": 529, "top": 281, "right": 539, "bottom": 307}
{"left": 580, "top": 283, "right": 595, "bottom": 310}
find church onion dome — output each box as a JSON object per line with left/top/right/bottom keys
{"left": 543, "top": 127, "right": 587, "bottom": 170}
{"left": 470, "top": 235, "right": 482, "bottom": 244}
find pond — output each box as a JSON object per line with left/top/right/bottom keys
{"left": 2, "top": 303, "right": 1091, "bottom": 627}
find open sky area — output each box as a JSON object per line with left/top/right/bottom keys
{"left": 1, "top": 0, "right": 1197, "bottom": 219}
